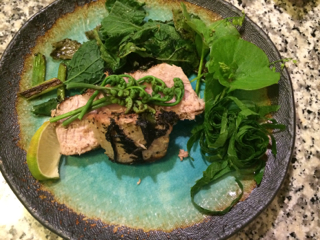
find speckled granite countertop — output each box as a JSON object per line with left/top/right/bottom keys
{"left": 0, "top": 0, "right": 319, "bottom": 239}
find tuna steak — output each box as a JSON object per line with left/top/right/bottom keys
{"left": 52, "top": 63, "right": 204, "bottom": 163}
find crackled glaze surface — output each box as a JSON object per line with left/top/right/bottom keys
{"left": 0, "top": 0, "right": 319, "bottom": 239}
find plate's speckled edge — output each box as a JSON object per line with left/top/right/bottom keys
{"left": 0, "top": 0, "right": 295, "bottom": 239}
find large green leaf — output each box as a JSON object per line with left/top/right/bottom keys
{"left": 100, "top": 16, "right": 142, "bottom": 38}
{"left": 101, "top": 0, "right": 145, "bottom": 37}
{"left": 208, "top": 36, "right": 280, "bottom": 91}
{"left": 87, "top": 28, "right": 124, "bottom": 72}
{"left": 65, "top": 40, "right": 105, "bottom": 85}
{"left": 105, "top": 0, "right": 145, "bottom": 15}
{"left": 184, "top": 18, "right": 241, "bottom": 50}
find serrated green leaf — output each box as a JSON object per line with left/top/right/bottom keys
{"left": 65, "top": 40, "right": 105, "bottom": 85}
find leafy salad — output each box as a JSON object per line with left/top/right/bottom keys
{"left": 20, "top": 0, "right": 288, "bottom": 215}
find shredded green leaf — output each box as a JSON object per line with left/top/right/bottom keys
{"left": 188, "top": 78, "right": 285, "bottom": 214}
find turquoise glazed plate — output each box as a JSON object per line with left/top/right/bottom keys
{"left": 0, "top": 0, "right": 295, "bottom": 239}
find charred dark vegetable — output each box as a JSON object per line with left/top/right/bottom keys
{"left": 30, "top": 63, "right": 68, "bottom": 116}
{"left": 19, "top": 78, "right": 63, "bottom": 100}
{"left": 50, "top": 38, "right": 81, "bottom": 60}
{"left": 137, "top": 111, "right": 179, "bottom": 148}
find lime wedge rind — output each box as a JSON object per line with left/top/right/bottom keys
{"left": 26, "top": 121, "right": 61, "bottom": 180}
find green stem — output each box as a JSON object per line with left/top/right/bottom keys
{"left": 66, "top": 82, "right": 116, "bottom": 92}
{"left": 50, "top": 97, "right": 108, "bottom": 123}
{"left": 156, "top": 46, "right": 187, "bottom": 62}
{"left": 137, "top": 75, "right": 166, "bottom": 87}
{"left": 32, "top": 53, "right": 46, "bottom": 86}
{"left": 57, "top": 63, "right": 67, "bottom": 102}
{"left": 190, "top": 73, "right": 204, "bottom": 83}
{"left": 62, "top": 99, "right": 113, "bottom": 126}
{"left": 125, "top": 85, "right": 147, "bottom": 91}
{"left": 62, "top": 113, "right": 81, "bottom": 126}
{"left": 78, "top": 91, "right": 99, "bottom": 120}
{"left": 195, "top": 45, "right": 205, "bottom": 95}
{"left": 77, "top": 75, "right": 113, "bottom": 120}
{"left": 269, "top": 58, "right": 293, "bottom": 67}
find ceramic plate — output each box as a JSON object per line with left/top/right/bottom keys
{"left": 0, "top": 0, "right": 295, "bottom": 239}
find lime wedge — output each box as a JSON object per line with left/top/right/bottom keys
{"left": 26, "top": 121, "right": 61, "bottom": 180}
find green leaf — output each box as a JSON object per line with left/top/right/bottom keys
{"left": 172, "top": 7, "right": 196, "bottom": 40}
{"left": 270, "top": 134, "right": 277, "bottom": 156}
{"left": 209, "top": 19, "right": 242, "bottom": 41}
{"left": 204, "top": 74, "right": 225, "bottom": 110}
{"left": 119, "top": 42, "right": 148, "bottom": 58}
{"left": 202, "top": 161, "right": 229, "bottom": 182}
{"left": 208, "top": 36, "right": 280, "bottom": 91}
{"left": 254, "top": 165, "right": 265, "bottom": 185}
{"left": 90, "top": 28, "right": 124, "bottom": 72}
{"left": 128, "top": 21, "right": 159, "bottom": 42}
{"left": 173, "top": 3, "right": 209, "bottom": 61}
{"left": 226, "top": 12, "right": 245, "bottom": 27}
{"left": 187, "top": 124, "right": 204, "bottom": 161}
{"left": 258, "top": 105, "right": 280, "bottom": 117}
{"left": 65, "top": 40, "right": 105, "bottom": 85}
{"left": 205, "top": 109, "right": 229, "bottom": 148}
{"left": 110, "top": 1, "right": 146, "bottom": 25}
{"left": 100, "top": 1, "right": 200, "bottom": 74}
{"left": 190, "top": 162, "right": 244, "bottom": 215}
{"left": 176, "top": 10, "right": 241, "bottom": 95}
{"left": 124, "top": 21, "right": 199, "bottom": 70}
{"left": 32, "top": 98, "right": 58, "bottom": 116}
{"left": 101, "top": 16, "right": 142, "bottom": 38}
{"left": 184, "top": 18, "right": 240, "bottom": 50}
{"left": 195, "top": 34, "right": 209, "bottom": 61}
{"left": 105, "top": 0, "right": 145, "bottom": 15}
{"left": 183, "top": 18, "right": 210, "bottom": 46}
{"left": 261, "top": 122, "right": 286, "bottom": 131}
{"left": 101, "top": 0, "right": 145, "bottom": 38}
{"left": 227, "top": 123, "right": 270, "bottom": 169}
